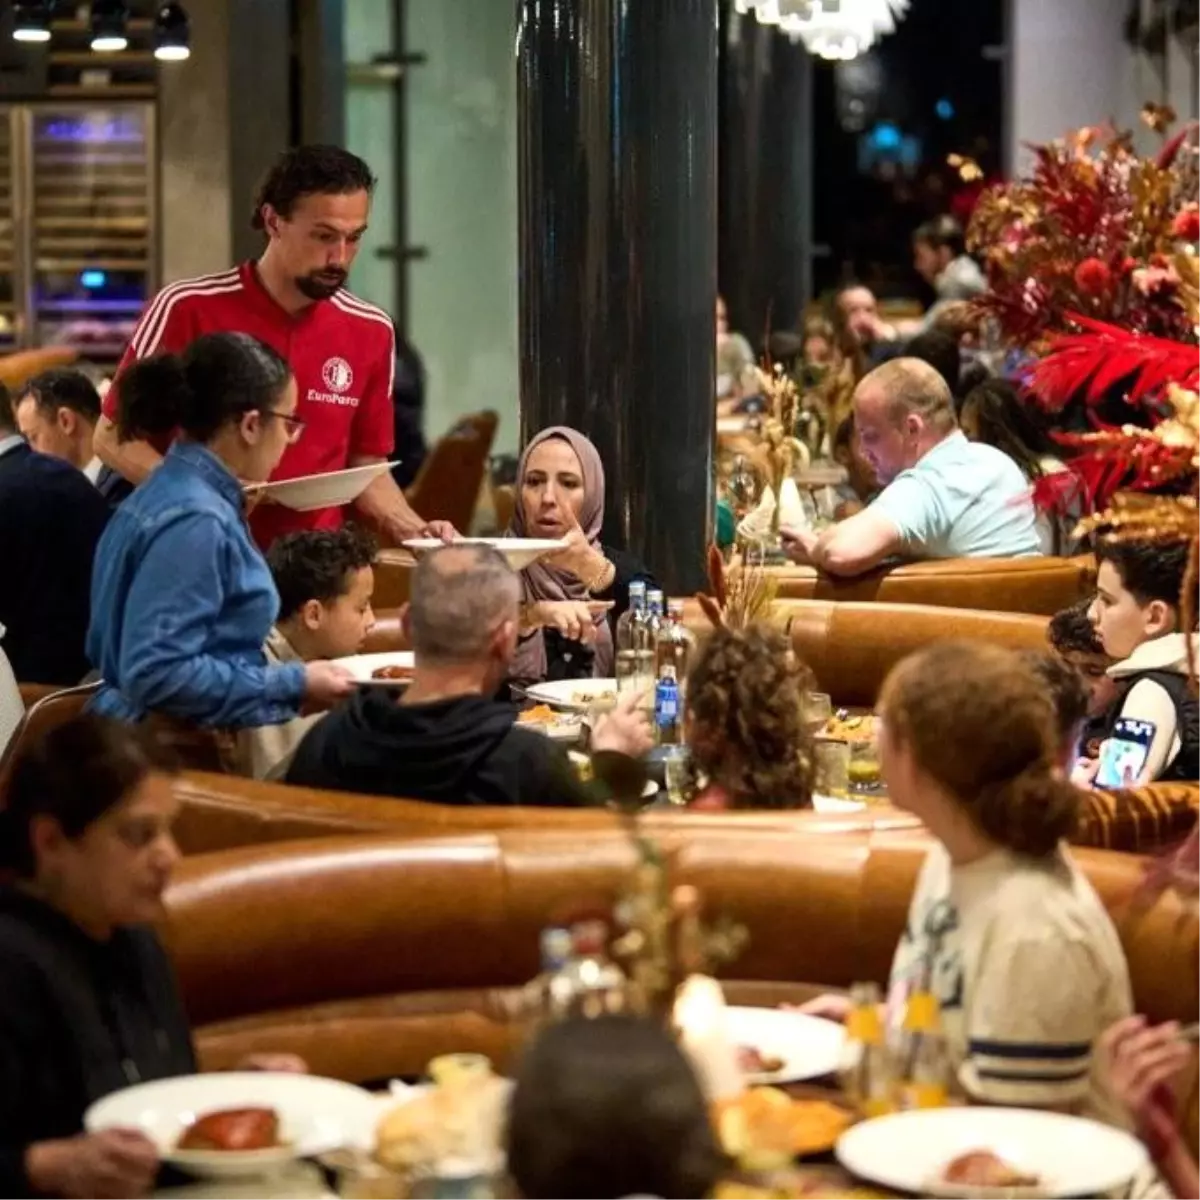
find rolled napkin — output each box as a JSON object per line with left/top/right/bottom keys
{"left": 735, "top": 477, "right": 811, "bottom": 542}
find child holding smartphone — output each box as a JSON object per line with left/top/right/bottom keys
{"left": 1088, "top": 539, "right": 1198, "bottom": 785}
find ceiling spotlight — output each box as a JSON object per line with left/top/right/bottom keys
{"left": 12, "top": 1, "right": 52, "bottom": 43}
{"left": 90, "top": 0, "right": 129, "bottom": 52}
{"left": 153, "top": 2, "right": 190, "bottom": 61}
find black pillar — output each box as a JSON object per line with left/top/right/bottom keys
{"left": 719, "top": 11, "right": 814, "bottom": 347}
{"left": 516, "top": 0, "right": 718, "bottom": 596}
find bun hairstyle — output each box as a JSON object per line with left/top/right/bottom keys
{"left": 0, "top": 715, "right": 177, "bottom": 877}
{"left": 507, "top": 1014, "right": 721, "bottom": 1200}
{"left": 686, "top": 622, "right": 815, "bottom": 810}
{"left": 879, "top": 641, "right": 1080, "bottom": 857}
{"left": 115, "top": 331, "right": 291, "bottom": 445}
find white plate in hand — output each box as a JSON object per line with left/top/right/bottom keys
{"left": 245, "top": 461, "right": 393, "bottom": 511}
{"left": 402, "top": 536, "right": 567, "bottom": 570}
{"left": 835, "top": 1106, "right": 1147, "bottom": 1199}
{"left": 333, "top": 651, "right": 415, "bottom": 688}
{"left": 523, "top": 678, "right": 618, "bottom": 712}
{"left": 84, "top": 1072, "right": 379, "bottom": 1179}
{"left": 725, "top": 1006, "right": 846, "bottom": 1084}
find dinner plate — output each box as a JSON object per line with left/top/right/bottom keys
{"left": 85, "top": 1072, "right": 379, "bottom": 1179}
{"left": 244, "top": 461, "right": 394, "bottom": 512}
{"left": 524, "top": 677, "right": 618, "bottom": 712}
{"left": 725, "top": 1006, "right": 846, "bottom": 1085}
{"left": 334, "top": 651, "right": 415, "bottom": 688}
{"left": 811, "top": 793, "right": 867, "bottom": 814}
{"left": 835, "top": 1106, "right": 1147, "bottom": 1199}
{"left": 402, "top": 536, "right": 567, "bottom": 571}
{"left": 518, "top": 709, "right": 585, "bottom": 741}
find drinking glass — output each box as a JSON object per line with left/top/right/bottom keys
{"left": 803, "top": 691, "right": 833, "bottom": 736}
{"left": 848, "top": 740, "right": 884, "bottom": 796}
{"left": 812, "top": 739, "right": 850, "bottom": 798}
{"left": 663, "top": 753, "right": 693, "bottom": 807}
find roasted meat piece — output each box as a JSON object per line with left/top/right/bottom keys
{"left": 176, "top": 1107, "right": 280, "bottom": 1152}
{"left": 942, "top": 1149, "right": 1040, "bottom": 1188}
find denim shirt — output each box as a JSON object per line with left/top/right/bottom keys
{"left": 87, "top": 442, "right": 306, "bottom": 728}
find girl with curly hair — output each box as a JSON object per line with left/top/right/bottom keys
{"left": 684, "top": 624, "right": 814, "bottom": 811}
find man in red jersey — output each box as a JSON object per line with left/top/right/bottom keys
{"left": 94, "top": 145, "right": 455, "bottom": 548}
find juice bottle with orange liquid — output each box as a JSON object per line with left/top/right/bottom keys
{"left": 839, "top": 981, "right": 896, "bottom": 1118}
{"left": 896, "top": 985, "right": 950, "bottom": 1109}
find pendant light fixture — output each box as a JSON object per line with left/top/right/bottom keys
{"left": 90, "top": 0, "right": 129, "bottom": 53}
{"left": 12, "top": 1, "right": 52, "bottom": 44}
{"left": 153, "top": 2, "right": 190, "bottom": 61}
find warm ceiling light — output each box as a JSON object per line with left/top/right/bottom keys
{"left": 153, "top": 2, "right": 190, "bottom": 61}
{"left": 12, "top": 1, "right": 52, "bottom": 43}
{"left": 90, "top": 0, "right": 129, "bottom": 52}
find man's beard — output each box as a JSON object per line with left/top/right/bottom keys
{"left": 295, "top": 268, "right": 347, "bottom": 301}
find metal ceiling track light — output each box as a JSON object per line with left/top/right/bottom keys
{"left": 153, "top": 1, "right": 189, "bottom": 61}
{"left": 11, "top": 0, "right": 52, "bottom": 43}
{"left": 89, "top": 0, "right": 129, "bottom": 52}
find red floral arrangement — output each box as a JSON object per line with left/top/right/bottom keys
{"left": 967, "top": 122, "right": 1199, "bottom": 348}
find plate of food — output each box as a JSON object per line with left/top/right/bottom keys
{"left": 244, "top": 461, "right": 394, "bottom": 512}
{"left": 726, "top": 1006, "right": 846, "bottom": 1085}
{"left": 835, "top": 1106, "right": 1147, "bottom": 1199}
{"left": 334, "top": 651, "right": 415, "bottom": 688}
{"left": 523, "top": 678, "right": 618, "bottom": 713}
{"left": 517, "top": 703, "right": 585, "bottom": 741}
{"left": 821, "top": 712, "right": 877, "bottom": 744}
{"left": 402, "top": 536, "right": 568, "bottom": 571}
{"left": 84, "top": 1072, "right": 379, "bottom": 1179}
{"left": 715, "top": 1087, "right": 854, "bottom": 1168}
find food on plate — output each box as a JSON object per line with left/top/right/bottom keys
{"left": 941, "top": 1150, "right": 1041, "bottom": 1189}
{"left": 737, "top": 1045, "right": 786, "bottom": 1075}
{"left": 822, "top": 712, "right": 877, "bottom": 744}
{"left": 714, "top": 1087, "right": 852, "bottom": 1168}
{"left": 517, "top": 704, "right": 557, "bottom": 724}
{"left": 176, "top": 1107, "right": 281, "bottom": 1152}
{"left": 371, "top": 664, "right": 413, "bottom": 681}
{"left": 375, "top": 1057, "right": 507, "bottom": 1171}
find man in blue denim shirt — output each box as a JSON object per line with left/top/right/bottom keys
{"left": 89, "top": 441, "right": 308, "bottom": 727}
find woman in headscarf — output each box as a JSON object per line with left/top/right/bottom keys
{"left": 509, "top": 427, "right": 657, "bottom": 685}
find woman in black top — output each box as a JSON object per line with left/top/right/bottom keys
{"left": 507, "top": 426, "right": 657, "bottom": 685}
{"left": 0, "top": 716, "right": 297, "bottom": 1199}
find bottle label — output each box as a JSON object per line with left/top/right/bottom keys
{"left": 655, "top": 679, "right": 679, "bottom": 726}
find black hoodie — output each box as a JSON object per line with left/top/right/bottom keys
{"left": 286, "top": 688, "right": 591, "bottom": 807}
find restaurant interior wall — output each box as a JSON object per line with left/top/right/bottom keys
{"left": 343, "top": 0, "right": 520, "bottom": 456}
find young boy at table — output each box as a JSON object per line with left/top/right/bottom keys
{"left": 1087, "top": 539, "right": 1198, "bottom": 785}
{"left": 235, "top": 525, "right": 377, "bottom": 780}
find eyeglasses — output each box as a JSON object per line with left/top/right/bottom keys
{"left": 263, "top": 409, "right": 306, "bottom": 444}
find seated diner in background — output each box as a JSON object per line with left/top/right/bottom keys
{"left": 287, "top": 543, "right": 652, "bottom": 805}
{"left": 1086, "top": 538, "right": 1199, "bottom": 785}
{"left": 86, "top": 333, "right": 356, "bottom": 747}
{"left": 508, "top": 425, "right": 657, "bottom": 688}
{"left": 802, "top": 642, "right": 1132, "bottom": 1120}
{"left": 686, "top": 624, "right": 814, "bottom": 811}
{"left": 1048, "top": 597, "right": 1118, "bottom": 761}
{"left": 0, "top": 382, "right": 111, "bottom": 687}
{"left": 0, "top": 716, "right": 303, "bottom": 1200}
{"left": 780, "top": 358, "right": 1041, "bottom": 576}
{"left": 235, "top": 524, "right": 378, "bottom": 781}
{"left": 13, "top": 368, "right": 105, "bottom": 485}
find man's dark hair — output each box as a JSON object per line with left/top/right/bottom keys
{"left": 250, "top": 145, "right": 376, "bottom": 230}
{"left": 20, "top": 368, "right": 102, "bottom": 424}
{"left": 267, "top": 524, "right": 378, "bottom": 621}
{"left": 1096, "top": 538, "right": 1190, "bottom": 612}
{"left": 1048, "top": 598, "right": 1106, "bottom": 657}
{"left": 1019, "top": 649, "right": 1089, "bottom": 744}
{"left": 904, "top": 328, "right": 960, "bottom": 395}
{"left": 913, "top": 214, "right": 966, "bottom": 257}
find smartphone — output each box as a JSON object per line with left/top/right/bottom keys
{"left": 1094, "top": 717, "right": 1157, "bottom": 788}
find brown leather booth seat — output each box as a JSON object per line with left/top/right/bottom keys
{"left": 765, "top": 555, "right": 1091, "bottom": 615}
{"left": 364, "top": 598, "right": 1050, "bottom": 709}
{"left": 167, "top": 829, "right": 1197, "bottom": 1111}
{"left": 171, "top": 769, "right": 919, "bottom": 856}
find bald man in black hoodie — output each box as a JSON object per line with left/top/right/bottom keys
{"left": 287, "top": 543, "right": 650, "bottom": 805}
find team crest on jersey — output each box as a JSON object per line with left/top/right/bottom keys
{"left": 321, "top": 356, "right": 354, "bottom": 393}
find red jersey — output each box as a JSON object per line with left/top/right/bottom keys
{"left": 104, "top": 261, "right": 396, "bottom": 547}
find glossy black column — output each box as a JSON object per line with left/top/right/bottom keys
{"left": 719, "top": 9, "right": 814, "bottom": 347}
{"left": 516, "top": 0, "right": 718, "bottom": 595}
